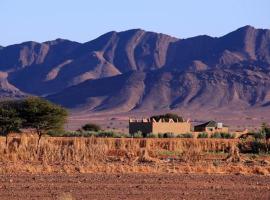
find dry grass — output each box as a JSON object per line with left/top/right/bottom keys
{"left": 0, "top": 135, "right": 269, "bottom": 175}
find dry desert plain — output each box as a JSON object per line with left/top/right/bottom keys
{"left": 0, "top": 174, "right": 270, "bottom": 200}
{"left": 0, "top": 135, "right": 269, "bottom": 199}
{"left": 66, "top": 107, "right": 270, "bottom": 132}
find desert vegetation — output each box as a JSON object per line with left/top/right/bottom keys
{"left": 0, "top": 134, "right": 269, "bottom": 175}
{"left": 150, "top": 113, "right": 184, "bottom": 122}
{"left": 0, "top": 99, "right": 270, "bottom": 175}
{"left": 80, "top": 123, "right": 102, "bottom": 132}
{"left": 0, "top": 97, "right": 67, "bottom": 145}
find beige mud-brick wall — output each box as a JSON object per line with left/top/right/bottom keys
{"left": 129, "top": 122, "right": 153, "bottom": 135}
{"left": 152, "top": 122, "right": 191, "bottom": 134}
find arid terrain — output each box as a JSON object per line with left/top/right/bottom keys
{"left": 1, "top": 1, "right": 269, "bottom": 199}
{"left": 67, "top": 106, "right": 270, "bottom": 132}
{"left": 0, "top": 173, "right": 270, "bottom": 200}
{"left": 0, "top": 134, "right": 269, "bottom": 199}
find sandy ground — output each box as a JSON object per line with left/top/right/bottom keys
{"left": 0, "top": 174, "right": 269, "bottom": 200}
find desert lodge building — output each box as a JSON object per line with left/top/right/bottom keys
{"left": 129, "top": 117, "right": 191, "bottom": 136}
{"left": 129, "top": 117, "right": 229, "bottom": 136}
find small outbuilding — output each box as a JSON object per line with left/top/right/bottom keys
{"left": 194, "top": 121, "right": 229, "bottom": 133}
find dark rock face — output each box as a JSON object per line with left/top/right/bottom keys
{"left": 1, "top": 26, "right": 270, "bottom": 112}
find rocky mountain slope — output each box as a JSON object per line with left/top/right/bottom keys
{"left": 0, "top": 72, "right": 27, "bottom": 99}
{"left": 48, "top": 66, "right": 270, "bottom": 112}
{"left": 0, "top": 26, "right": 270, "bottom": 113}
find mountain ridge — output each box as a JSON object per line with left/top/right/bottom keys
{"left": 47, "top": 66, "right": 270, "bottom": 112}
{"left": 0, "top": 25, "right": 270, "bottom": 114}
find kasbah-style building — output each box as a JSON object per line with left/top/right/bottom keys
{"left": 129, "top": 116, "right": 230, "bottom": 136}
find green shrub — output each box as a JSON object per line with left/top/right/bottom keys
{"left": 177, "top": 133, "right": 193, "bottom": 138}
{"left": 95, "top": 131, "right": 121, "bottom": 138}
{"left": 211, "top": 132, "right": 235, "bottom": 139}
{"left": 197, "top": 132, "right": 208, "bottom": 138}
{"left": 47, "top": 130, "right": 83, "bottom": 137}
{"left": 238, "top": 139, "right": 270, "bottom": 154}
{"left": 146, "top": 133, "right": 158, "bottom": 138}
{"left": 156, "top": 133, "right": 176, "bottom": 138}
{"left": 82, "top": 123, "right": 101, "bottom": 132}
{"left": 163, "top": 133, "right": 176, "bottom": 138}
{"left": 156, "top": 133, "right": 193, "bottom": 138}
{"left": 132, "top": 131, "right": 143, "bottom": 138}
{"left": 253, "top": 131, "right": 266, "bottom": 139}
{"left": 261, "top": 122, "right": 270, "bottom": 139}
{"left": 251, "top": 140, "right": 264, "bottom": 154}
{"left": 221, "top": 132, "right": 236, "bottom": 139}
{"left": 48, "top": 130, "right": 125, "bottom": 138}
{"left": 210, "top": 133, "right": 221, "bottom": 138}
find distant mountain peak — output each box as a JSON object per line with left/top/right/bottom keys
{"left": 238, "top": 25, "right": 256, "bottom": 30}
{"left": 17, "top": 41, "right": 41, "bottom": 47}
{"left": 44, "top": 38, "right": 80, "bottom": 45}
{"left": 0, "top": 26, "right": 270, "bottom": 114}
{"left": 119, "top": 28, "right": 144, "bottom": 33}
{"left": 222, "top": 25, "right": 257, "bottom": 38}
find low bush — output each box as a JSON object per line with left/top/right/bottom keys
{"left": 47, "top": 130, "right": 79, "bottom": 137}
{"left": 210, "top": 132, "right": 235, "bottom": 139}
{"left": 253, "top": 132, "right": 266, "bottom": 140}
{"left": 146, "top": 133, "right": 158, "bottom": 138}
{"left": 47, "top": 130, "right": 125, "bottom": 138}
{"left": 132, "top": 131, "right": 143, "bottom": 138}
{"left": 251, "top": 140, "right": 267, "bottom": 154}
{"left": 177, "top": 133, "right": 193, "bottom": 138}
{"left": 155, "top": 133, "right": 193, "bottom": 138}
{"left": 210, "top": 133, "right": 221, "bottom": 138}
{"left": 162, "top": 133, "right": 176, "bottom": 138}
{"left": 81, "top": 123, "right": 101, "bottom": 132}
{"left": 221, "top": 132, "right": 236, "bottom": 139}
{"left": 238, "top": 139, "right": 270, "bottom": 154}
{"left": 197, "top": 132, "right": 208, "bottom": 138}
{"left": 95, "top": 131, "right": 124, "bottom": 138}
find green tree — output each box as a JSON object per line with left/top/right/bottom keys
{"left": 0, "top": 101, "right": 22, "bottom": 145}
{"left": 150, "top": 113, "right": 184, "bottom": 122}
{"left": 82, "top": 123, "right": 101, "bottom": 132}
{"left": 18, "top": 97, "right": 68, "bottom": 147}
{"left": 261, "top": 122, "right": 270, "bottom": 140}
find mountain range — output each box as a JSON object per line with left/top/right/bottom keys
{"left": 0, "top": 25, "right": 270, "bottom": 114}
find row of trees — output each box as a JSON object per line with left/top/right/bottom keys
{"left": 0, "top": 97, "right": 68, "bottom": 146}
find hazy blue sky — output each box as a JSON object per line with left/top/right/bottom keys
{"left": 0, "top": 0, "right": 269, "bottom": 46}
